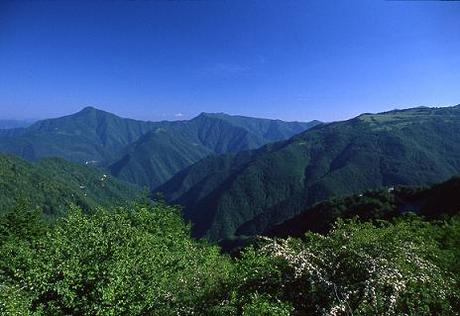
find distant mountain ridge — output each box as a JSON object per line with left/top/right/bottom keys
{"left": 155, "top": 105, "right": 460, "bottom": 241}
{"left": 0, "top": 119, "right": 35, "bottom": 129}
{"left": 0, "top": 107, "right": 320, "bottom": 189}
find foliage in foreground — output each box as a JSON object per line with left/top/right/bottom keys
{"left": 0, "top": 204, "right": 458, "bottom": 315}
{"left": 0, "top": 203, "right": 231, "bottom": 315}
{"left": 243, "top": 216, "right": 460, "bottom": 315}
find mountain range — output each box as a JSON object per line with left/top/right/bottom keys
{"left": 0, "top": 107, "right": 320, "bottom": 189}
{"left": 2, "top": 104, "right": 460, "bottom": 243}
{"left": 155, "top": 105, "right": 460, "bottom": 241}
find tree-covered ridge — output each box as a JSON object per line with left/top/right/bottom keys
{"left": 0, "top": 107, "right": 319, "bottom": 189}
{"left": 0, "top": 203, "right": 458, "bottom": 315}
{"left": 264, "top": 176, "right": 460, "bottom": 238}
{"left": 108, "top": 127, "right": 214, "bottom": 190}
{"left": 107, "top": 112, "right": 319, "bottom": 189}
{"left": 156, "top": 105, "right": 460, "bottom": 241}
{"left": 0, "top": 154, "right": 143, "bottom": 217}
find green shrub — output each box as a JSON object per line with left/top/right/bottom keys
{"left": 241, "top": 293, "right": 292, "bottom": 316}
{"left": 0, "top": 202, "right": 232, "bottom": 315}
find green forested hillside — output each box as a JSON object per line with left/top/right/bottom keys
{"left": 109, "top": 130, "right": 213, "bottom": 189}
{"left": 156, "top": 105, "right": 460, "bottom": 241}
{"left": 0, "top": 154, "right": 143, "bottom": 216}
{"left": 109, "top": 113, "right": 319, "bottom": 189}
{"left": 0, "top": 107, "right": 319, "bottom": 189}
{"left": 265, "top": 176, "right": 460, "bottom": 238}
{"left": 187, "top": 113, "right": 319, "bottom": 153}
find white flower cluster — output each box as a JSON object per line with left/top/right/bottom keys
{"left": 257, "top": 234, "right": 456, "bottom": 316}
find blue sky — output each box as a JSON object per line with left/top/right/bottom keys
{"left": 0, "top": 0, "right": 459, "bottom": 122}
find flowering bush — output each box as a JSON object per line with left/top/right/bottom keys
{"left": 233, "top": 216, "right": 460, "bottom": 315}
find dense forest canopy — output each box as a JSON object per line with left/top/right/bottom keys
{"left": 0, "top": 154, "right": 145, "bottom": 217}
{"left": 0, "top": 203, "right": 458, "bottom": 315}
{"left": 0, "top": 160, "right": 459, "bottom": 315}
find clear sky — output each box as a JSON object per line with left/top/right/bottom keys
{"left": 0, "top": 0, "right": 459, "bottom": 122}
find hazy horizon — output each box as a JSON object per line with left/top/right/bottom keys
{"left": 2, "top": 103, "right": 460, "bottom": 125}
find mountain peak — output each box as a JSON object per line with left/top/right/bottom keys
{"left": 75, "top": 106, "right": 117, "bottom": 118}
{"left": 79, "top": 106, "right": 102, "bottom": 113}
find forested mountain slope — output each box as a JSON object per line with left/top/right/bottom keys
{"left": 0, "top": 107, "right": 319, "bottom": 189}
{"left": 156, "top": 105, "right": 460, "bottom": 241}
{"left": 265, "top": 176, "right": 460, "bottom": 238}
{"left": 0, "top": 154, "right": 142, "bottom": 216}
{"left": 110, "top": 113, "right": 319, "bottom": 189}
